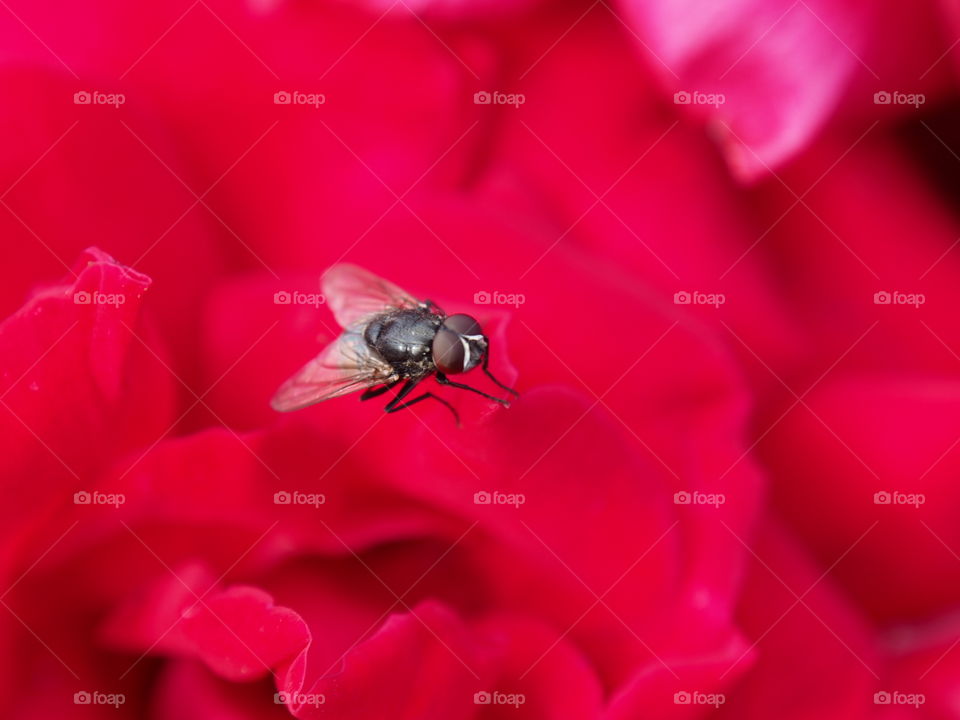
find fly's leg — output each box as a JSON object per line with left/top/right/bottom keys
{"left": 360, "top": 379, "right": 401, "bottom": 401}
{"left": 482, "top": 349, "right": 519, "bottom": 397}
{"left": 384, "top": 377, "right": 460, "bottom": 426}
{"left": 435, "top": 372, "right": 511, "bottom": 406}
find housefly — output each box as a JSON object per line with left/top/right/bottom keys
{"left": 270, "top": 264, "right": 518, "bottom": 425}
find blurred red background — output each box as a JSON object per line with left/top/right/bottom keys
{"left": 1, "top": 0, "right": 960, "bottom": 717}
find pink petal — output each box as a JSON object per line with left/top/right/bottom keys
{"left": 153, "top": 660, "right": 282, "bottom": 720}
{"left": 719, "top": 520, "right": 879, "bottom": 719}
{"left": 101, "top": 562, "right": 218, "bottom": 654}
{"left": 621, "top": 0, "right": 868, "bottom": 179}
{"left": 764, "top": 376, "right": 960, "bottom": 622}
{"left": 180, "top": 586, "right": 310, "bottom": 682}
{"left": 0, "top": 247, "right": 175, "bottom": 580}
{"left": 473, "top": 614, "right": 604, "bottom": 718}
{"left": 275, "top": 599, "right": 483, "bottom": 720}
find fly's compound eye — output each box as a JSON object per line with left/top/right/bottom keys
{"left": 433, "top": 314, "right": 486, "bottom": 374}
{"left": 441, "top": 314, "right": 483, "bottom": 337}
{"left": 432, "top": 327, "right": 467, "bottom": 374}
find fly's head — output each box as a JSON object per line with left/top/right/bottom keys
{"left": 432, "top": 314, "right": 486, "bottom": 375}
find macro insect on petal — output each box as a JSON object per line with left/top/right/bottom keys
{"left": 271, "top": 264, "right": 518, "bottom": 426}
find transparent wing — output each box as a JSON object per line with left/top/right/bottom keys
{"left": 322, "top": 264, "right": 421, "bottom": 329}
{"left": 270, "top": 331, "right": 396, "bottom": 412}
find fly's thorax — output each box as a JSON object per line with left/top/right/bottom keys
{"left": 366, "top": 308, "right": 442, "bottom": 371}
{"left": 362, "top": 317, "right": 385, "bottom": 346}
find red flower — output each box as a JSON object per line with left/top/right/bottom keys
{"left": 1, "top": 1, "right": 959, "bottom": 719}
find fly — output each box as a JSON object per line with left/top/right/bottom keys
{"left": 270, "top": 264, "right": 518, "bottom": 425}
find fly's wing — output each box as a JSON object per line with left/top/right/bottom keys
{"left": 270, "top": 331, "right": 395, "bottom": 412}
{"left": 322, "top": 264, "right": 421, "bottom": 329}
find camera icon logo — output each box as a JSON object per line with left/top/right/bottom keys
{"left": 73, "top": 91, "right": 92, "bottom": 105}
{"left": 673, "top": 91, "right": 691, "bottom": 105}
{"left": 473, "top": 91, "right": 491, "bottom": 105}
{"left": 74, "top": 691, "right": 92, "bottom": 704}
{"left": 873, "top": 291, "right": 891, "bottom": 304}
{"left": 474, "top": 290, "right": 491, "bottom": 304}
{"left": 74, "top": 291, "right": 91, "bottom": 304}
{"left": 873, "top": 91, "right": 892, "bottom": 105}
{"left": 274, "top": 91, "right": 292, "bottom": 105}
{"left": 274, "top": 491, "right": 292, "bottom": 505}
{"left": 873, "top": 691, "right": 891, "bottom": 705}
{"left": 474, "top": 692, "right": 492, "bottom": 704}
{"left": 873, "top": 491, "right": 891, "bottom": 505}
{"left": 73, "top": 491, "right": 91, "bottom": 505}
{"left": 674, "top": 691, "right": 691, "bottom": 704}
{"left": 673, "top": 491, "right": 691, "bottom": 505}
{"left": 474, "top": 491, "right": 492, "bottom": 505}
{"left": 673, "top": 291, "right": 691, "bottom": 305}
{"left": 274, "top": 291, "right": 292, "bottom": 304}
